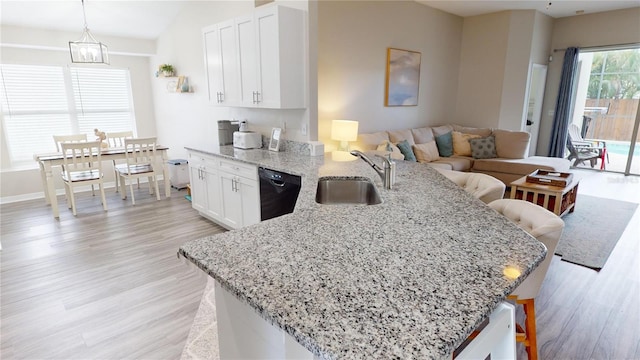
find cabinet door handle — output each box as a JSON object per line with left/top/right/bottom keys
{"left": 220, "top": 92, "right": 224, "bottom": 103}
{"left": 255, "top": 91, "right": 260, "bottom": 104}
{"left": 232, "top": 178, "right": 237, "bottom": 192}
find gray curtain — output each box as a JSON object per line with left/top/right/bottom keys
{"left": 548, "top": 47, "right": 580, "bottom": 158}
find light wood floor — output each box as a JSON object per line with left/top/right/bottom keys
{"left": 517, "top": 169, "right": 640, "bottom": 360}
{"left": 2, "top": 170, "right": 639, "bottom": 359}
{"left": 1, "top": 187, "right": 226, "bottom": 359}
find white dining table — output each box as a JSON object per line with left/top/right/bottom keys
{"left": 34, "top": 146, "right": 171, "bottom": 218}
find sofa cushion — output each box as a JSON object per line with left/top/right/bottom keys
{"left": 397, "top": 139, "right": 417, "bottom": 161}
{"left": 435, "top": 132, "right": 454, "bottom": 157}
{"left": 427, "top": 162, "right": 453, "bottom": 170}
{"left": 413, "top": 141, "right": 440, "bottom": 163}
{"left": 432, "top": 125, "right": 454, "bottom": 136}
{"left": 432, "top": 156, "right": 473, "bottom": 171}
{"left": 493, "top": 129, "right": 531, "bottom": 159}
{"left": 473, "top": 156, "right": 570, "bottom": 175}
{"left": 356, "top": 131, "right": 390, "bottom": 151}
{"left": 469, "top": 136, "right": 497, "bottom": 159}
{"left": 453, "top": 125, "right": 493, "bottom": 137}
{"left": 388, "top": 129, "right": 415, "bottom": 146}
{"left": 452, "top": 131, "right": 482, "bottom": 156}
{"left": 376, "top": 141, "right": 405, "bottom": 160}
{"left": 411, "top": 127, "right": 435, "bottom": 144}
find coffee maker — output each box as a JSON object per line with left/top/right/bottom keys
{"left": 217, "top": 120, "right": 239, "bottom": 145}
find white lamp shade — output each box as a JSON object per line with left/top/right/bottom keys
{"left": 331, "top": 120, "right": 359, "bottom": 141}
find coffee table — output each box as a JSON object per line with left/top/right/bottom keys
{"left": 510, "top": 175, "right": 579, "bottom": 217}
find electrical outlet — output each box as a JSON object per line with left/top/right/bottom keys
{"left": 301, "top": 123, "right": 307, "bottom": 136}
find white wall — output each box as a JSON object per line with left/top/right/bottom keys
{"left": 317, "top": 1, "right": 463, "bottom": 149}
{"left": 0, "top": 25, "right": 157, "bottom": 200}
{"left": 455, "top": 12, "right": 510, "bottom": 129}
{"left": 498, "top": 10, "right": 535, "bottom": 131}
{"left": 456, "top": 10, "right": 553, "bottom": 132}
{"left": 536, "top": 7, "right": 640, "bottom": 156}
{"left": 151, "top": 0, "right": 315, "bottom": 162}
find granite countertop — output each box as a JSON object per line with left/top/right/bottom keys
{"left": 180, "top": 146, "right": 547, "bottom": 360}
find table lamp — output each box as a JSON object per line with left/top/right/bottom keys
{"left": 331, "top": 120, "right": 359, "bottom": 152}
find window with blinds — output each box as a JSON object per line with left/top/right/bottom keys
{"left": 0, "top": 64, "right": 136, "bottom": 166}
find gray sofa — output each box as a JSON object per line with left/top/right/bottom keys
{"left": 353, "top": 124, "right": 570, "bottom": 185}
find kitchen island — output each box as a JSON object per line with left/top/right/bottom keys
{"left": 179, "top": 146, "right": 547, "bottom": 359}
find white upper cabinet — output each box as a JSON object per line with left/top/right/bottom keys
{"left": 235, "top": 14, "right": 258, "bottom": 107}
{"left": 203, "top": 20, "right": 241, "bottom": 106}
{"left": 203, "top": 5, "right": 306, "bottom": 109}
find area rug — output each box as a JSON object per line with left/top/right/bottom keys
{"left": 555, "top": 195, "right": 638, "bottom": 270}
{"left": 181, "top": 278, "right": 219, "bottom": 360}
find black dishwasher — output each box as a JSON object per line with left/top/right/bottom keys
{"left": 258, "top": 167, "right": 302, "bottom": 221}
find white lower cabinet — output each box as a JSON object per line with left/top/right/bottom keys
{"left": 188, "top": 156, "right": 222, "bottom": 220}
{"left": 188, "top": 151, "right": 260, "bottom": 229}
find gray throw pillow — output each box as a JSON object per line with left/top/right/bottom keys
{"left": 396, "top": 139, "right": 417, "bottom": 162}
{"left": 469, "top": 136, "right": 498, "bottom": 159}
{"left": 435, "top": 132, "right": 454, "bottom": 157}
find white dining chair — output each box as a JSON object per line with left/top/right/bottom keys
{"left": 115, "top": 137, "right": 161, "bottom": 205}
{"left": 60, "top": 141, "right": 107, "bottom": 216}
{"left": 106, "top": 131, "right": 134, "bottom": 148}
{"left": 54, "top": 134, "right": 96, "bottom": 196}
{"left": 106, "top": 131, "right": 135, "bottom": 192}
{"left": 488, "top": 199, "right": 564, "bottom": 360}
{"left": 53, "top": 134, "right": 87, "bottom": 152}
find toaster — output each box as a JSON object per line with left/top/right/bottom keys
{"left": 233, "top": 131, "right": 262, "bottom": 149}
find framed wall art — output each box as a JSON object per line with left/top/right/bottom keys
{"left": 384, "top": 47, "right": 421, "bottom": 106}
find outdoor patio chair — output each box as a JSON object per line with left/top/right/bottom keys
{"left": 566, "top": 137, "right": 601, "bottom": 168}
{"left": 568, "top": 124, "right": 608, "bottom": 169}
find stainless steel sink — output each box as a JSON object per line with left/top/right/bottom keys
{"left": 315, "top": 177, "right": 382, "bottom": 205}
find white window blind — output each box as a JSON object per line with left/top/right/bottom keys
{"left": 0, "top": 65, "right": 72, "bottom": 163}
{"left": 70, "top": 67, "right": 135, "bottom": 135}
{"left": 0, "top": 64, "right": 136, "bottom": 166}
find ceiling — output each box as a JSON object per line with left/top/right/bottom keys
{"left": 418, "top": 0, "right": 640, "bottom": 18}
{"left": 1, "top": 0, "right": 638, "bottom": 40}
{"left": 0, "top": 1, "right": 189, "bottom": 40}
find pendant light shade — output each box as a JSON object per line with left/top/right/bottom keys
{"left": 69, "top": 0, "right": 109, "bottom": 64}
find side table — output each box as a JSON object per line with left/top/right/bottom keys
{"left": 510, "top": 175, "right": 579, "bottom": 217}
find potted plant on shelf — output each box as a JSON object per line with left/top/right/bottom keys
{"left": 157, "top": 64, "right": 175, "bottom": 77}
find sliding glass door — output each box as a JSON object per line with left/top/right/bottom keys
{"left": 573, "top": 47, "right": 640, "bottom": 175}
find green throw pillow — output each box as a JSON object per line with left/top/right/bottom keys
{"left": 396, "top": 140, "right": 417, "bottom": 162}
{"left": 469, "top": 136, "right": 498, "bottom": 159}
{"left": 435, "top": 132, "right": 453, "bottom": 157}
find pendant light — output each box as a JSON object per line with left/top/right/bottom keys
{"left": 68, "top": 0, "right": 109, "bottom": 64}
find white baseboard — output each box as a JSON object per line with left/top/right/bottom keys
{"left": 1, "top": 176, "right": 166, "bottom": 205}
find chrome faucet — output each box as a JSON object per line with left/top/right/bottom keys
{"left": 350, "top": 150, "right": 394, "bottom": 189}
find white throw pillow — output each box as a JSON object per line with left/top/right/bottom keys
{"left": 376, "top": 141, "right": 405, "bottom": 160}
{"left": 413, "top": 141, "right": 441, "bottom": 163}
